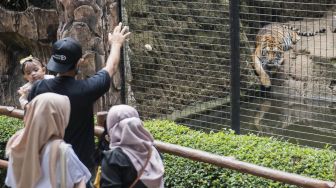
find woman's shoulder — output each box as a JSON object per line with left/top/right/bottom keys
{"left": 102, "top": 148, "right": 132, "bottom": 166}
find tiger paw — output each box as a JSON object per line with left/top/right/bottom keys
{"left": 260, "top": 75, "right": 271, "bottom": 88}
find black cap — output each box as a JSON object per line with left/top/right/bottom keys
{"left": 47, "top": 37, "right": 82, "bottom": 73}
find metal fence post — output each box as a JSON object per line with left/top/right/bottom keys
{"left": 230, "top": 0, "right": 240, "bottom": 134}
{"left": 118, "top": 0, "right": 126, "bottom": 104}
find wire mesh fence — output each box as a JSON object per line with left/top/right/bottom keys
{"left": 125, "top": 0, "right": 336, "bottom": 149}
{"left": 239, "top": 0, "right": 336, "bottom": 148}
{"left": 124, "top": 0, "right": 234, "bottom": 131}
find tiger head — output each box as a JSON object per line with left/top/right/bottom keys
{"left": 259, "top": 37, "right": 284, "bottom": 68}
{"left": 260, "top": 46, "right": 283, "bottom": 68}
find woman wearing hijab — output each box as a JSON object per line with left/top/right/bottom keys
{"left": 5, "top": 93, "right": 91, "bottom": 188}
{"left": 100, "top": 105, "right": 164, "bottom": 188}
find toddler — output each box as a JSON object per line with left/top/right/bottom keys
{"left": 17, "top": 55, "right": 54, "bottom": 109}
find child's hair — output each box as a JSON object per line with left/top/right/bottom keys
{"left": 19, "top": 55, "right": 45, "bottom": 74}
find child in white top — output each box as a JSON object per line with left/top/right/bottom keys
{"left": 17, "top": 55, "right": 54, "bottom": 109}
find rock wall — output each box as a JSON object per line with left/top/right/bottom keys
{"left": 0, "top": 0, "right": 127, "bottom": 110}
{"left": 125, "top": 0, "right": 258, "bottom": 118}
{"left": 240, "top": 0, "right": 335, "bottom": 40}
{"left": 0, "top": 6, "right": 58, "bottom": 106}
{"left": 55, "top": 0, "right": 124, "bottom": 111}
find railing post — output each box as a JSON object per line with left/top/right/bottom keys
{"left": 229, "top": 0, "right": 240, "bottom": 134}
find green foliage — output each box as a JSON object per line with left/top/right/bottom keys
{"left": 145, "top": 120, "right": 336, "bottom": 188}
{"left": 0, "top": 116, "right": 23, "bottom": 143}
{"left": 0, "top": 116, "right": 23, "bottom": 186}
{"left": 0, "top": 117, "right": 334, "bottom": 187}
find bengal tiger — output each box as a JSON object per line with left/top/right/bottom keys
{"left": 252, "top": 23, "right": 325, "bottom": 88}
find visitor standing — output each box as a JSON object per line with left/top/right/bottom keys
{"left": 28, "top": 22, "right": 131, "bottom": 174}
{"left": 5, "top": 93, "right": 91, "bottom": 188}
{"left": 98, "top": 105, "right": 164, "bottom": 188}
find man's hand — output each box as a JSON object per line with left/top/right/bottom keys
{"left": 108, "top": 22, "right": 131, "bottom": 47}
{"left": 103, "top": 22, "right": 131, "bottom": 77}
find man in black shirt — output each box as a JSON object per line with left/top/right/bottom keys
{"left": 28, "top": 23, "right": 131, "bottom": 173}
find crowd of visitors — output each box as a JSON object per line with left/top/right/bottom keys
{"left": 6, "top": 22, "right": 164, "bottom": 188}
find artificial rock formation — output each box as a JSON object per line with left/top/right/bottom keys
{"left": 0, "top": 0, "right": 132, "bottom": 110}
{"left": 0, "top": 6, "right": 58, "bottom": 105}
{"left": 56, "top": 0, "right": 128, "bottom": 111}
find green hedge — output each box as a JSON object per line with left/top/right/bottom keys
{"left": 145, "top": 120, "right": 336, "bottom": 188}
{"left": 0, "top": 117, "right": 335, "bottom": 187}
{"left": 0, "top": 116, "right": 23, "bottom": 185}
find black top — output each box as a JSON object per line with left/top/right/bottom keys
{"left": 101, "top": 148, "right": 147, "bottom": 188}
{"left": 28, "top": 70, "right": 110, "bottom": 169}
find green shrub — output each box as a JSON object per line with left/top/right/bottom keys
{"left": 0, "top": 117, "right": 335, "bottom": 188}
{"left": 0, "top": 116, "right": 23, "bottom": 186}
{"left": 145, "top": 120, "right": 336, "bottom": 188}
{"left": 0, "top": 116, "right": 23, "bottom": 158}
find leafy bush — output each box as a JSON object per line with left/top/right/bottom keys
{"left": 0, "top": 117, "right": 335, "bottom": 187}
{"left": 145, "top": 120, "right": 336, "bottom": 188}
{"left": 0, "top": 116, "right": 23, "bottom": 142}
{"left": 0, "top": 116, "right": 23, "bottom": 186}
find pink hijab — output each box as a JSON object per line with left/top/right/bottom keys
{"left": 106, "top": 105, "right": 164, "bottom": 188}
{"left": 5, "top": 93, "right": 71, "bottom": 188}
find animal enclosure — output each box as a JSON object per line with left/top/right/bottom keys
{"left": 124, "top": 0, "right": 336, "bottom": 149}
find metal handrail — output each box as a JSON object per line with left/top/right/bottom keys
{"left": 0, "top": 105, "right": 335, "bottom": 188}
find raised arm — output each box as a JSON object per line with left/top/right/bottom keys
{"left": 103, "top": 22, "right": 131, "bottom": 77}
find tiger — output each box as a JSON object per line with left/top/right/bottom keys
{"left": 252, "top": 23, "right": 326, "bottom": 88}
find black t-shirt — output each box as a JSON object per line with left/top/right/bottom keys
{"left": 101, "top": 148, "right": 147, "bottom": 188}
{"left": 28, "top": 70, "right": 111, "bottom": 169}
